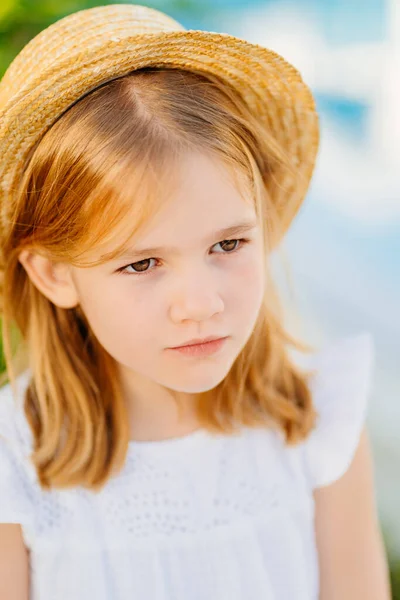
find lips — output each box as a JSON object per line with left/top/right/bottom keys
{"left": 167, "top": 336, "right": 228, "bottom": 357}
{"left": 170, "top": 335, "right": 226, "bottom": 349}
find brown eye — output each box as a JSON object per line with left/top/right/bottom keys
{"left": 218, "top": 239, "right": 240, "bottom": 252}
{"left": 131, "top": 259, "right": 152, "bottom": 273}
{"left": 118, "top": 258, "right": 157, "bottom": 275}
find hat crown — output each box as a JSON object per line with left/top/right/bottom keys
{"left": 0, "top": 4, "right": 186, "bottom": 108}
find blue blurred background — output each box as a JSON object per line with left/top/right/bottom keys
{"left": 0, "top": 0, "right": 399, "bottom": 591}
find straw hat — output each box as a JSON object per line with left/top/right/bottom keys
{"left": 0, "top": 3, "right": 320, "bottom": 243}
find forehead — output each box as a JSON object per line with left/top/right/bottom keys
{"left": 138, "top": 152, "right": 253, "bottom": 228}
{"left": 94, "top": 150, "right": 257, "bottom": 261}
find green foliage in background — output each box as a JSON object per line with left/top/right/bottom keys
{"left": 0, "top": 325, "right": 5, "bottom": 374}
{"left": 0, "top": 2, "right": 398, "bottom": 596}
{"left": 392, "top": 559, "right": 400, "bottom": 600}
{"left": 0, "top": 0, "right": 213, "bottom": 78}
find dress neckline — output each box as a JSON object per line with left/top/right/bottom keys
{"left": 126, "top": 427, "right": 214, "bottom": 455}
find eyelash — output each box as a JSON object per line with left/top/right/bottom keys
{"left": 116, "top": 238, "right": 251, "bottom": 277}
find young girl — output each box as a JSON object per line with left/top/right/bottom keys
{"left": 0, "top": 4, "right": 391, "bottom": 600}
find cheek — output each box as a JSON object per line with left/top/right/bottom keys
{"left": 78, "top": 280, "right": 158, "bottom": 357}
{"left": 229, "top": 251, "right": 265, "bottom": 308}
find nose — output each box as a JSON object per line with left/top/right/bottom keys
{"left": 169, "top": 267, "right": 224, "bottom": 323}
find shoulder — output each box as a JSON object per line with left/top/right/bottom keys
{"left": 301, "top": 331, "right": 375, "bottom": 489}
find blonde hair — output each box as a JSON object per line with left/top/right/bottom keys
{"left": 0, "top": 66, "right": 318, "bottom": 491}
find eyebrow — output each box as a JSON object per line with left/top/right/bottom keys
{"left": 113, "top": 219, "right": 258, "bottom": 261}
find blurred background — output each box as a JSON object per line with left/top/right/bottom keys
{"left": 0, "top": 0, "right": 399, "bottom": 595}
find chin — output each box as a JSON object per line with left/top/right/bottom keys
{"left": 165, "top": 365, "right": 232, "bottom": 394}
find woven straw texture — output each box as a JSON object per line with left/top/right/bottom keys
{"left": 0, "top": 3, "right": 320, "bottom": 242}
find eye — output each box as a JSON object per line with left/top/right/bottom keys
{"left": 214, "top": 239, "right": 241, "bottom": 253}
{"left": 116, "top": 238, "right": 250, "bottom": 277}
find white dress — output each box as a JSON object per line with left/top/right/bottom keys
{"left": 0, "top": 332, "right": 374, "bottom": 600}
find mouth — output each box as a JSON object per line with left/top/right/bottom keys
{"left": 169, "top": 335, "right": 227, "bottom": 349}
{"left": 166, "top": 336, "right": 229, "bottom": 357}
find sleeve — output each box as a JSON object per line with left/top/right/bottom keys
{"left": 303, "top": 331, "right": 375, "bottom": 489}
{"left": 0, "top": 386, "right": 36, "bottom": 529}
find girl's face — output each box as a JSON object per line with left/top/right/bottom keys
{"left": 69, "top": 150, "right": 266, "bottom": 406}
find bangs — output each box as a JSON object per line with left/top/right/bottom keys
{"left": 67, "top": 145, "right": 255, "bottom": 270}
{"left": 69, "top": 146, "right": 184, "bottom": 268}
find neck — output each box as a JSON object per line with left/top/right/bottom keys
{"left": 117, "top": 366, "right": 201, "bottom": 442}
